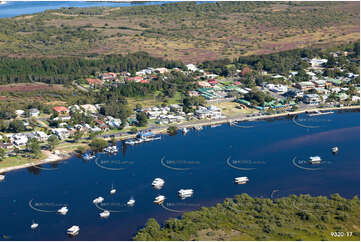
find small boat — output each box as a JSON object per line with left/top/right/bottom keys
{"left": 110, "top": 184, "right": 116, "bottom": 195}
{"left": 127, "top": 198, "right": 135, "bottom": 206}
{"left": 182, "top": 127, "right": 189, "bottom": 134}
{"left": 30, "top": 221, "right": 39, "bottom": 230}
{"left": 194, "top": 126, "right": 203, "bottom": 131}
{"left": 332, "top": 146, "right": 339, "bottom": 153}
{"left": 125, "top": 138, "right": 143, "bottom": 145}
{"left": 210, "top": 124, "right": 221, "bottom": 128}
{"left": 57, "top": 206, "right": 68, "bottom": 215}
{"left": 154, "top": 195, "right": 166, "bottom": 204}
{"left": 152, "top": 178, "right": 165, "bottom": 188}
{"left": 178, "top": 189, "right": 194, "bottom": 199}
{"left": 82, "top": 152, "right": 95, "bottom": 160}
{"left": 142, "top": 136, "right": 161, "bottom": 142}
{"left": 93, "top": 197, "right": 104, "bottom": 204}
{"left": 99, "top": 210, "right": 110, "bottom": 218}
{"left": 308, "top": 111, "right": 334, "bottom": 117}
{"left": 309, "top": 156, "right": 322, "bottom": 164}
{"left": 234, "top": 177, "right": 249, "bottom": 184}
{"left": 0, "top": 175, "right": 4, "bottom": 182}
{"left": 67, "top": 225, "right": 80, "bottom": 236}
{"left": 104, "top": 145, "right": 118, "bottom": 153}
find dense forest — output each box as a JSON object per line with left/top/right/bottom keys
{"left": 0, "top": 52, "right": 185, "bottom": 84}
{"left": 134, "top": 193, "right": 360, "bottom": 241}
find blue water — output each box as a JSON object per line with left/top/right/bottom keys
{"left": 0, "top": 1, "right": 173, "bottom": 18}
{"left": 0, "top": 110, "right": 359, "bottom": 240}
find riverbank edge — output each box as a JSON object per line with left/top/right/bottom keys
{"left": 0, "top": 105, "right": 359, "bottom": 174}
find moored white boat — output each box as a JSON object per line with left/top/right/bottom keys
{"left": 127, "top": 198, "right": 135, "bottom": 206}
{"left": 152, "top": 178, "right": 165, "bottom": 188}
{"left": 332, "top": 146, "right": 339, "bottom": 153}
{"left": 93, "top": 197, "right": 104, "bottom": 204}
{"left": 234, "top": 176, "right": 249, "bottom": 184}
{"left": 182, "top": 127, "right": 189, "bottom": 134}
{"left": 104, "top": 146, "right": 118, "bottom": 153}
{"left": 0, "top": 174, "right": 4, "bottom": 182}
{"left": 82, "top": 152, "right": 95, "bottom": 160}
{"left": 178, "top": 189, "right": 194, "bottom": 199}
{"left": 99, "top": 210, "right": 110, "bottom": 218}
{"left": 154, "top": 195, "right": 166, "bottom": 204}
{"left": 67, "top": 225, "right": 80, "bottom": 236}
{"left": 110, "top": 184, "right": 116, "bottom": 195}
{"left": 309, "top": 156, "right": 322, "bottom": 164}
{"left": 57, "top": 206, "right": 68, "bottom": 215}
{"left": 30, "top": 222, "right": 39, "bottom": 230}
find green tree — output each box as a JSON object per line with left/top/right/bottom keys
{"left": 0, "top": 148, "right": 5, "bottom": 161}
{"left": 26, "top": 138, "right": 41, "bottom": 157}
{"left": 47, "top": 135, "right": 60, "bottom": 151}
{"left": 136, "top": 112, "right": 148, "bottom": 127}
{"left": 167, "top": 126, "right": 178, "bottom": 136}
{"left": 8, "top": 120, "right": 25, "bottom": 133}
{"left": 89, "top": 138, "right": 108, "bottom": 152}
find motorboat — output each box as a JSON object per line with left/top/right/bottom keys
{"left": 182, "top": 127, "right": 189, "bottom": 134}
{"left": 127, "top": 198, "right": 135, "bottom": 206}
{"left": 67, "top": 225, "right": 80, "bottom": 236}
{"left": 152, "top": 178, "right": 165, "bottom": 188}
{"left": 110, "top": 184, "right": 116, "bottom": 195}
{"left": 309, "top": 156, "right": 322, "bottom": 164}
{"left": 154, "top": 195, "right": 166, "bottom": 204}
{"left": 332, "top": 146, "right": 339, "bottom": 153}
{"left": 99, "top": 210, "right": 110, "bottom": 218}
{"left": 57, "top": 206, "right": 68, "bottom": 215}
{"left": 0, "top": 175, "right": 4, "bottom": 182}
{"left": 104, "top": 146, "right": 118, "bottom": 153}
{"left": 82, "top": 152, "right": 95, "bottom": 160}
{"left": 234, "top": 177, "right": 249, "bottom": 184}
{"left": 308, "top": 110, "right": 334, "bottom": 117}
{"left": 93, "top": 197, "right": 104, "bottom": 204}
{"left": 194, "top": 126, "right": 203, "bottom": 131}
{"left": 30, "top": 222, "right": 39, "bottom": 230}
{"left": 178, "top": 189, "right": 194, "bottom": 199}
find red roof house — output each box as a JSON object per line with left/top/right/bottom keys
{"left": 53, "top": 106, "right": 69, "bottom": 114}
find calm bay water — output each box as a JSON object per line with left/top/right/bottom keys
{"left": 0, "top": 111, "right": 359, "bottom": 240}
{"left": 0, "top": 1, "right": 173, "bottom": 18}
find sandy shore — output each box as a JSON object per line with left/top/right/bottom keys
{"left": 0, "top": 105, "right": 359, "bottom": 174}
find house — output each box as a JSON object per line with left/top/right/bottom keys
{"left": 94, "top": 119, "right": 108, "bottom": 130}
{"left": 52, "top": 128, "right": 70, "bottom": 140}
{"left": 303, "top": 94, "right": 321, "bottom": 105}
{"left": 309, "top": 58, "right": 328, "bottom": 67}
{"left": 32, "top": 131, "right": 48, "bottom": 142}
{"left": 106, "top": 117, "right": 122, "bottom": 129}
{"left": 12, "top": 133, "right": 28, "bottom": 146}
{"left": 53, "top": 106, "right": 69, "bottom": 115}
{"left": 29, "top": 108, "right": 40, "bottom": 117}
{"left": 188, "top": 91, "right": 199, "bottom": 97}
{"left": 170, "top": 104, "right": 183, "bottom": 113}
{"left": 186, "top": 64, "right": 198, "bottom": 72}
{"left": 296, "top": 81, "right": 315, "bottom": 91}
{"left": 266, "top": 84, "right": 288, "bottom": 93}
{"left": 86, "top": 78, "right": 104, "bottom": 87}
{"left": 15, "top": 109, "right": 25, "bottom": 117}
{"left": 81, "top": 104, "right": 98, "bottom": 114}
{"left": 100, "top": 72, "right": 117, "bottom": 81}
{"left": 127, "top": 76, "right": 145, "bottom": 83}
{"left": 198, "top": 81, "right": 211, "bottom": 88}
{"left": 154, "top": 67, "right": 169, "bottom": 74}
{"left": 312, "top": 80, "right": 326, "bottom": 88}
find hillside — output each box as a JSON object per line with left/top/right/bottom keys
{"left": 0, "top": 1, "right": 359, "bottom": 63}
{"left": 134, "top": 193, "right": 360, "bottom": 241}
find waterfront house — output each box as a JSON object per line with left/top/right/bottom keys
{"left": 52, "top": 128, "right": 70, "bottom": 140}
{"left": 32, "top": 131, "right": 48, "bottom": 142}
{"left": 12, "top": 133, "right": 28, "bottom": 146}
{"left": 303, "top": 94, "right": 321, "bottom": 105}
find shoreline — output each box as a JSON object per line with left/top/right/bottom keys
{"left": 0, "top": 105, "right": 359, "bottom": 174}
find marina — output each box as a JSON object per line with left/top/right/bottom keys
{"left": 0, "top": 111, "right": 358, "bottom": 240}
